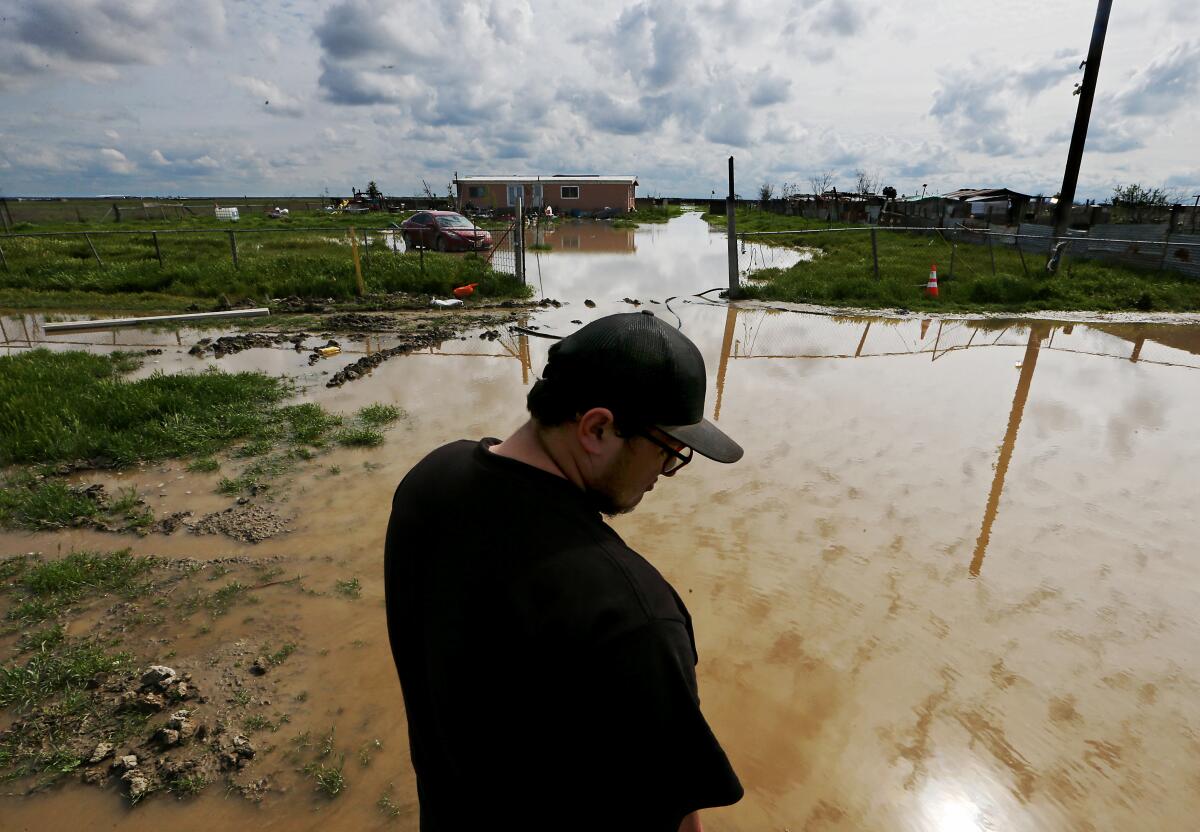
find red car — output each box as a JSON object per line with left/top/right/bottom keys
{"left": 400, "top": 211, "right": 493, "bottom": 252}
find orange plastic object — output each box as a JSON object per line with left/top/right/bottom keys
{"left": 452, "top": 283, "right": 479, "bottom": 299}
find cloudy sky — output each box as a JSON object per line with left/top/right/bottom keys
{"left": 1, "top": 0, "right": 1197, "bottom": 201}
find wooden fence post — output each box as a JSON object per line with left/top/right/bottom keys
{"left": 84, "top": 233, "right": 104, "bottom": 267}
{"left": 988, "top": 232, "right": 996, "bottom": 276}
{"left": 1015, "top": 228, "right": 1029, "bottom": 278}
{"left": 948, "top": 235, "right": 957, "bottom": 280}
{"left": 228, "top": 231, "right": 239, "bottom": 268}
{"left": 0, "top": 244, "right": 8, "bottom": 272}
{"left": 870, "top": 226, "right": 880, "bottom": 279}
{"left": 152, "top": 232, "right": 164, "bottom": 267}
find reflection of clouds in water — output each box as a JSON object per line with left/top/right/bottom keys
{"left": 1106, "top": 383, "right": 1166, "bottom": 460}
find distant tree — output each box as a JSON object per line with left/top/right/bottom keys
{"left": 758, "top": 182, "right": 774, "bottom": 203}
{"left": 1111, "top": 183, "right": 1178, "bottom": 223}
{"left": 881, "top": 185, "right": 897, "bottom": 200}
{"left": 854, "top": 168, "right": 880, "bottom": 196}
{"left": 366, "top": 180, "right": 382, "bottom": 200}
{"left": 779, "top": 182, "right": 799, "bottom": 200}
{"left": 809, "top": 170, "right": 835, "bottom": 197}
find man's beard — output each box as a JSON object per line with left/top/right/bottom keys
{"left": 582, "top": 445, "right": 645, "bottom": 517}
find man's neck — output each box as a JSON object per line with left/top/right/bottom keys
{"left": 489, "top": 421, "right": 576, "bottom": 485}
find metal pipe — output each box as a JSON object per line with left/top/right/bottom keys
{"left": 42, "top": 307, "right": 270, "bottom": 333}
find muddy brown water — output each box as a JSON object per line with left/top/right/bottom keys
{"left": 3, "top": 213, "right": 1200, "bottom": 829}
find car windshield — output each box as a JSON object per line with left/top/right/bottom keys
{"left": 436, "top": 215, "right": 474, "bottom": 228}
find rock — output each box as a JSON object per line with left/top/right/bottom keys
{"left": 122, "top": 769, "right": 150, "bottom": 802}
{"left": 168, "top": 709, "right": 196, "bottom": 739}
{"left": 158, "top": 728, "right": 181, "bottom": 746}
{"left": 141, "top": 665, "right": 177, "bottom": 689}
{"left": 584, "top": 299, "right": 596, "bottom": 308}
{"left": 233, "top": 734, "right": 255, "bottom": 758}
{"left": 81, "top": 767, "right": 106, "bottom": 785}
{"left": 250, "top": 657, "right": 269, "bottom": 676}
{"left": 116, "top": 754, "right": 139, "bottom": 771}
{"left": 176, "top": 682, "right": 190, "bottom": 699}
{"left": 88, "top": 741, "right": 114, "bottom": 764}
{"left": 137, "top": 691, "right": 166, "bottom": 712}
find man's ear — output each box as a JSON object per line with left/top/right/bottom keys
{"left": 576, "top": 408, "right": 616, "bottom": 455}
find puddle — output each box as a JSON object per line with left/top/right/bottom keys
{"left": 3, "top": 213, "right": 1200, "bottom": 829}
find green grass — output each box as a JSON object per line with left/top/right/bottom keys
{"left": 167, "top": 772, "right": 210, "bottom": 798}
{"left": 707, "top": 209, "right": 1200, "bottom": 312}
{"left": 304, "top": 756, "right": 347, "bottom": 797}
{"left": 0, "top": 472, "right": 101, "bottom": 530}
{"left": 334, "top": 577, "right": 361, "bottom": 599}
{"left": 336, "top": 426, "right": 384, "bottom": 447}
{"left": 0, "top": 635, "right": 130, "bottom": 710}
{"left": 0, "top": 349, "right": 291, "bottom": 467}
{"left": 0, "top": 230, "right": 530, "bottom": 304}
{"left": 186, "top": 457, "right": 220, "bottom": 473}
{"left": 356, "top": 403, "right": 402, "bottom": 427}
{"left": 1, "top": 549, "right": 155, "bottom": 622}
{"left": 623, "top": 204, "right": 682, "bottom": 224}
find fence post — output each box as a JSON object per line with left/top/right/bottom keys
{"left": 0, "top": 198, "right": 11, "bottom": 232}
{"left": 870, "top": 226, "right": 880, "bottom": 279}
{"left": 349, "top": 227, "right": 365, "bottom": 296}
{"left": 84, "top": 233, "right": 104, "bottom": 267}
{"left": 0, "top": 244, "right": 8, "bottom": 272}
{"left": 515, "top": 193, "right": 525, "bottom": 285}
{"left": 152, "top": 231, "right": 163, "bottom": 267}
{"left": 1015, "top": 225, "right": 1029, "bottom": 278}
{"left": 726, "top": 156, "right": 740, "bottom": 296}
{"left": 988, "top": 231, "right": 996, "bottom": 276}
{"left": 948, "top": 235, "right": 957, "bottom": 280}
{"left": 228, "top": 231, "right": 239, "bottom": 268}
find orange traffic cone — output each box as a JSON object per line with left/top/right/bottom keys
{"left": 452, "top": 283, "right": 479, "bottom": 299}
{"left": 925, "top": 263, "right": 939, "bottom": 298}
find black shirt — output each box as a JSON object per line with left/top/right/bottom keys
{"left": 384, "top": 439, "right": 743, "bottom": 831}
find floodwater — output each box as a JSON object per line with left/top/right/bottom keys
{"left": 3, "top": 213, "right": 1200, "bottom": 830}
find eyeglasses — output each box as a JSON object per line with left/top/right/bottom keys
{"left": 638, "top": 429, "right": 693, "bottom": 476}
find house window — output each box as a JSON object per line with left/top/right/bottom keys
{"left": 561, "top": 186, "right": 580, "bottom": 199}
{"left": 467, "top": 186, "right": 486, "bottom": 198}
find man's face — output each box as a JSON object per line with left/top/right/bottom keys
{"left": 584, "top": 429, "right": 682, "bottom": 516}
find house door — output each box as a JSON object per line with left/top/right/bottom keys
{"left": 531, "top": 184, "right": 543, "bottom": 208}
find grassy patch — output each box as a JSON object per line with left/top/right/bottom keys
{"left": 0, "top": 349, "right": 291, "bottom": 468}
{"left": 0, "top": 636, "right": 130, "bottom": 710}
{"left": 2, "top": 549, "right": 155, "bottom": 623}
{"left": 0, "top": 228, "right": 530, "bottom": 304}
{"left": 186, "top": 457, "right": 220, "bottom": 472}
{"left": 336, "top": 427, "right": 384, "bottom": 447}
{"left": 623, "top": 204, "right": 682, "bottom": 224}
{"left": 166, "top": 772, "right": 210, "bottom": 798}
{"left": 334, "top": 577, "right": 361, "bottom": 599}
{"left": 356, "top": 403, "right": 403, "bottom": 426}
{"left": 706, "top": 209, "right": 1200, "bottom": 312}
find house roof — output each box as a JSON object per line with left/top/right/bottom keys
{"left": 944, "top": 187, "right": 1033, "bottom": 202}
{"left": 456, "top": 175, "right": 638, "bottom": 186}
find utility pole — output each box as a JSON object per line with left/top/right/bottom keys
{"left": 1050, "top": 0, "right": 1113, "bottom": 270}
{"left": 727, "top": 156, "right": 741, "bottom": 297}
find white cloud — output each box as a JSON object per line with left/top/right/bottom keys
{"left": 99, "top": 148, "right": 136, "bottom": 174}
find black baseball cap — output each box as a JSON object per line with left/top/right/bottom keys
{"left": 532, "top": 311, "right": 743, "bottom": 463}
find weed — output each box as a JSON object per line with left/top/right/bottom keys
{"left": 231, "top": 689, "right": 253, "bottom": 707}
{"left": 377, "top": 784, "right": 405, "bottom": 819}
{"left": 319, "top": 726, "right": 336, "bottom": 757}
{"left": 291, "top": 730, "right": 312, "bottom": 750}
{"left": 356, "top": 403, "right": 403, "bottom": 426}
{"left": 243, "top": 714, "right": 275, "bottom": 733}
{"left": 186, "top": 457, "right": 220, "bottom": 473}
{"left": 336, "top": 427, "right": 384, "bottom": 447}
{"left": 268, "top": 643, "right": 297, "bottom": 666}
{"left": 207, "top": 582, "right": 248, "bottom": 616}
{"left": 304, "top": 755, "right": 347, "bottom": 797}
{"left": 327, "top": 465, "right": 341, "bottom": 476}
{"left": 334, "top": 577, "right": 361, "bottom": 599}
{"left": 167, "top": 772, "right": 209, "bottom": 798}
{"left": 359, "top": 738, "right": 382, "bottom": 767}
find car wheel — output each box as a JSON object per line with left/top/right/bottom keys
{"left": 435, "top": 236, "right": 447, "bottom": 252}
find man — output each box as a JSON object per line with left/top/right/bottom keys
{"left": 385, "top": 311, "right": 744, "bottom": 830}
